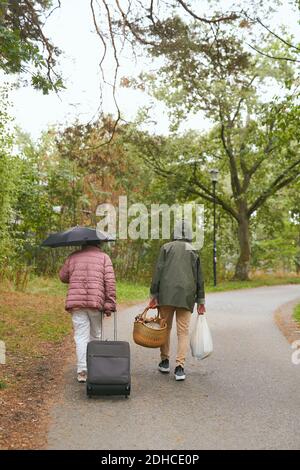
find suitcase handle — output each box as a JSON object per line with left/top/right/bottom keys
{"left": 100, "top": 311, "right": 117, "bottom": 341}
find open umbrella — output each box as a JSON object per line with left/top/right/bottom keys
{"left": 41, "top": 226, "right": 115, "bottom": 248}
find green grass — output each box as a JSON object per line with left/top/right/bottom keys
{"left": 0, "top": 380, "right": 7, "bottom": 390}
{"left": 0, "top": 277, "right": 148, "bottom": 364}
{"left": 24, "top": 274, "right": 300, "bottom": 301}
{"left": 35, "top": 276, "right": 299, "bottom": 301}
{"left": 116, "top": 281, "right": 149, "bottom": 303}
{"left": 0, "top": 292, "right": 71, "bottom": 356}
{"left": 206, "top": 276, "right": 300, "bottom": 293}
{"left": 26, "top": 276, "right": 149, "bottom": 303}
{"left": 27, "top": 276, "right": 68, "bottom": 296}
{"left": 293, "top": 304, "right": 300, "bottom": 324}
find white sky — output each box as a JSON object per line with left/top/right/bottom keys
{"left": 5, "top": 0, "right": 300, "bottom": 141}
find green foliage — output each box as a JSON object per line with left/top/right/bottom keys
{"left": 0, "top": 380, "right": 7, "bottom": 390}
{"left": 1, "top": 69, "right": 300, "bottom": 285}
{"left": 8, "top": 112, "right": 300, "bottom": 283}
{"left": 0, "top": 289, "right": 71, "bottom": 357}
{"left": 133, "top": 28, "right": 300, "bottom": 279}
{"left": 0, "top": 0, "right": 62, "bottom": 93}
{"left": 0, "top": 86, "right": 18, "bottom": 271}
{"left": 294, "top": 304, "right": 300, "bottom": 324}
{"left": 207, "top": 276, "right": 300, "bottom": 293}
{"left": 31, "top": 74, "right": 65, "bottom": 95}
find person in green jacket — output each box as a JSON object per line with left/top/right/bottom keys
{"left": 149, "top": 220, "right": 205, "bottom": 381}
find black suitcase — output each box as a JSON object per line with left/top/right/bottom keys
{"left": 86, "top": 311, "right": 131, "bottom": 398}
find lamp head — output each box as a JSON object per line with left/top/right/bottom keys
{"left": 209, "top": 168, "right": 219, "bottom": 182}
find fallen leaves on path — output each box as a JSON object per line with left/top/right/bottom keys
{"left": 274, "top": 298, "right": 300, "bottom": 345}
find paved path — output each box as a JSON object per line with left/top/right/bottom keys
{"left": 48, "top": 285, "right": 300, "bottom": 450}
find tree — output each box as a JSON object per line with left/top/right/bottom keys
{"left": 250, "top": 190, "right": 300, "bottom": 274}
{"left": 54, "top": 117, "right": 161, "bottom": 279}
{"left": 0, "top": 86, "right": 17, "bottom": 271}
{"left": 124, "top": 28, "right": 300, "bottom": 279}
{"left": 0, "top": 0, "right": 62, "bottom": 93}
{"left": 12, "top": 128, "right": 86, "bottom": 274}
{"left": 87, "top": 1, "right": 300, "bottom": 280}
{"left": 89, "top": 0, "right": 299, "bottom": 133}
{"left": 89, "top": 0, "right": 253, "bottom": 136}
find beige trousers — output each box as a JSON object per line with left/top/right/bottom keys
{"left": 159, "top": 306, "right": 191, "bottom": 367}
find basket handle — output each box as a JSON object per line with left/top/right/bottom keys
{"left": 136, "top": 306, "right": 160, "bottom": 322}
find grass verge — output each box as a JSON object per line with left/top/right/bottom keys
{"left": 26, "top": 276, "right": 149, "bottom": 303}
{"left": 0, "top": 288, "right": 71, "bottom": 449}
{"left": 293, "top": 303, "right": 300, "bottom": 324}
{"left": 26, "top": 274, "right": 300, "bottom": 299}
{"left": 206, "top": 276, "right": 300, "bottom": 293}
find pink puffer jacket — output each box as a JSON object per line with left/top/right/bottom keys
{"left": 59, "top": 246, "right": 116, "bottom": 312}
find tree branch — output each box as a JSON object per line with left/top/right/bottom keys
{"left": 45, "top": 0, "right": 61, "bottom": 20}
{"left": 248, "top": 157, "right": 300, "bottom": 215}
{"left": 101, "top": 0, "right": 121, "bottom": 142}
{"left": 89, "top": 0, "right": 122, "bottom": 146}
{"left": 246, "top": 43, "right": 300, "bottom": 63}
{"left": 191, "top": 177, "right": 239, "bottom": 219}
{"left": 24, "top": 0, "right": 59, "bottom": 87}
{"left": 90, "top": 0, "right": 107, "bottom": 81}
{"left": 177, "top": 0, "right": 239, "bottom": 24}
{"left": 254, "top": 16, "right": 300, "bottom": 53}
{"left": 230, "top": 75, "right": 257, "bottom": 125}
{"left": 241, "top": 134, "right": 277, "bottom": 193}
{"left": 115, "top": 0, "right": 157, "bottom": 46}
{"left": 220, "top": 118, "right": 242, "bottom": 197}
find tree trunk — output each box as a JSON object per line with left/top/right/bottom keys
{"left": 234, "top": 210, "right": 251, "bottom": 281}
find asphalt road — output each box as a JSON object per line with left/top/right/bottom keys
{"left": 47, "top": 285, "right": 300, "bottom": 450}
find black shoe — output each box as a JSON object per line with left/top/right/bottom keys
{"left": 158, "top": 359, "right": 170, "bottom": 373}
{"left": 174, "top": 365, "right": 186, "bottom": 381}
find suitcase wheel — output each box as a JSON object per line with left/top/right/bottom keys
{"left": 87, "top": 385, "right": 92, "bottom": 398}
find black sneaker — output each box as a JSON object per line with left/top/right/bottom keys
{"left": 158, "top": 359, "right": 170, "bottom": 373}
{"left": 174, "top": 365, "right": 186, "bottom": 381}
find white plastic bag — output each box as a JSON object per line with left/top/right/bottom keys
{"left": 190, "top": 314, "right": 213, "bottom": 360}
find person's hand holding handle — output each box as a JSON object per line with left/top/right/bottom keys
{"left": 148, "top": 296, "right": 158, "bottom": 308}
{"left": 197, "top": 303, "right": 206, "bottom": 315}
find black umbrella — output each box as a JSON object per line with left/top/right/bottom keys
{"left": 41, "top": 226, "right": 115, "bottom": 248}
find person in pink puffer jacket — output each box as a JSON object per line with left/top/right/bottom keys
{"left": 59, "top": 241, "right": 116, "bottom": 382}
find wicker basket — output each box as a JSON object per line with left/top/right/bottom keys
{"left": 133, "top": 307, "right": 168, "bottom": 348}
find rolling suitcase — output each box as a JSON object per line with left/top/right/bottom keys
{"left": 86, "top": 311, "right": 131, "bottom": 398}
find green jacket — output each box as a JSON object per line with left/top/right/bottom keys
{"left": 150, "top": 240, "right": 205, "bottom": 312}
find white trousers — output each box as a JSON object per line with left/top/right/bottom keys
{"left": 71, "top": 308, "right": 102, "bottom": 373}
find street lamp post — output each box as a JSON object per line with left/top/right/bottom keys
{"left": 209, "top": 169, "right": 219, "bottom": 287}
